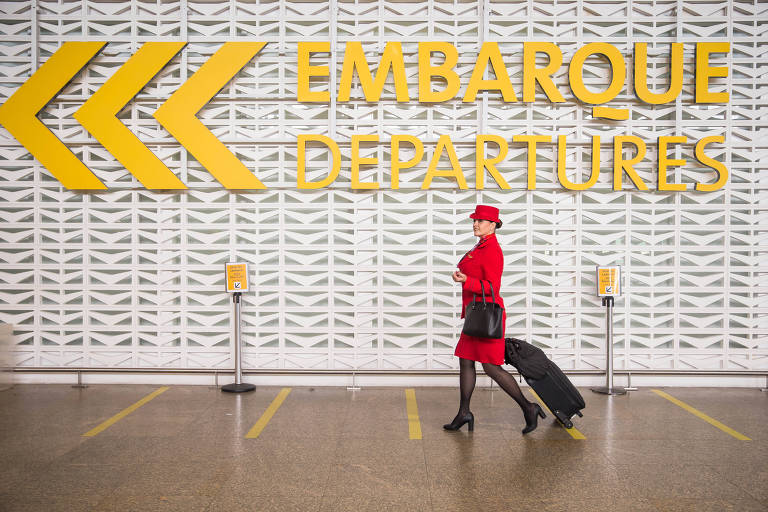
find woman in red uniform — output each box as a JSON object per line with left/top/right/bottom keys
{"left": 444, "top": 205, "right": 546, "bottom": 434}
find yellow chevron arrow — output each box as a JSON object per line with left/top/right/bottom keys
{"left": 154, "top": 42, "right": 267, "bottom": 189}
{"left": 0, "top": 42, "right": 107, "bottom": 190}
{"left": 74, "top": 42, "right": 187, "bottom": 190}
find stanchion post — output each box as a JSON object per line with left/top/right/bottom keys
{"left": 607, "top": 296, "right": 612, "bottom": 387}
{"left": 625, "top": 370, "right": 638, "bottom": 391}
{"left": 222, "top": 291, "right": 255, "bottom": 393}
{"left": 592, "top": 296, "right": 626, "bottom": 395}
{"left": 592, "top": 265, "right": 626, "bottom": 396}
{"left": 347, "top": 370, "right": 360, "bottom": 391}
{"left": 72, "top": 369, "right": 88, "bottom": 389}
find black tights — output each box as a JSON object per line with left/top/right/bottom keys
{"left": 457, "top": 357, "right": 476, "bottom": 415}
{"left": 456, "top": 357, "right": 532, "bottom": 416}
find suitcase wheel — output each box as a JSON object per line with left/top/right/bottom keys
{"left": 552, "top": 410, "right": 573, "bottom": 429}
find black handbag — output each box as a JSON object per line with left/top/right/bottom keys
{"left": 504, "top": 337, "right": 549, "bottom": 380}
{"left": 462, "top": 281, "right": 504, "bottom": 339}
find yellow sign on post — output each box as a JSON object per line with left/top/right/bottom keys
{"left": 225, "top": 262, "right": 249, "bottom": 293}
{"left": 596, "top": 266, "right": 621, "bottom": 297}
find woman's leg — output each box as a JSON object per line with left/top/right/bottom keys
{"left": 444, "top": 357, "right": 477, "bottom": 429}
{"left": 481, "top": 362, "right": 533, "bottom": 410}
{"left": 457, "top": 357, "right": 476, "bottom": 415}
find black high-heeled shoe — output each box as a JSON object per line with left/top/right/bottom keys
{"left": 443, "top": 411, "right": 474, "bottom": 431}
{"left": 522, "top": 403, "right": 546, "bottom": 434}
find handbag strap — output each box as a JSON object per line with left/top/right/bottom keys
{"left": 472, "top": 281, "right": 487, "bottom": 304}
{"left": 472, "top": 279, "right": 488, "bottom": 304}
{"left": 473, "top": 281, "right": 496, "bottom": 304}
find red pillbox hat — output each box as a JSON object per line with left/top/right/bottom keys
{"left": 469, "top": 205, "right": 502, "bottom": 227}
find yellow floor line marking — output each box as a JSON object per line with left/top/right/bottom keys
{"left": 245, "top": 387, "right": 292, "bottom": 439}
{"left": 82, "top": 386, "right": 170, "bottom": 437}
{"left": 651, "top": 389, "right": 751, "bottom": 441}
{"left": 405, "top": 388, "right": 422, "bottom": 440}
{"left": 529, "top": 389, "right": 586, "bottom": 439}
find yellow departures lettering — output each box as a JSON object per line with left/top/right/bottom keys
{"left": 296, "top": 134, "right": 728, "bottom": 192}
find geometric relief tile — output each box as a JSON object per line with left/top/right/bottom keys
{"left": 0, "top": 0, "right": 765, "bottom": 374}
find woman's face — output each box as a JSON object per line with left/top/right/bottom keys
{"left": 472, "top": 219, "right": 495, "bottom": 237}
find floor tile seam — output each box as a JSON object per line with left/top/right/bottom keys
{"left": 8, "top": 482, "right": 125, "bottom": 498}
{"left": 609, "top": 470, "right": 760, "bottom": 501}
{"left": 319, "top": 434, "right": 345, "bottom": 507}
{"left": 641, "top": 500, "right": 663, "bottom": 512}
{"left": 564, "top": 447, "right": 616, "bottom": 467}
{"left": 611, "top": 462, "right": 749, "bottom": 470}
{"left": 204, "top": 469, "right": 250, "bottom": 512}
{"left": 701, "top": 464, "right": 767, "bottom": 503}
{"left": 418, "top": 426, "right": 435, "bottom": 512}
{"left": 91, "top": 487, "right": 142, "bottom": 511}
{"left": 94, "top": 493, "right": 217, "bottom": 509}
{"left": 54, "top": 437, "right": 100, "bottom": 467}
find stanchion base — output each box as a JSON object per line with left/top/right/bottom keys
{"left": 591, "top": 386, "right": 627, "bottom": 395}
{"left": 221, "top": 383, "right": 255, "bottom": 393}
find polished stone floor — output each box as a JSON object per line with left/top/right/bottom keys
{"left": 0, "top": 384, "right": 766, "bottom": 511}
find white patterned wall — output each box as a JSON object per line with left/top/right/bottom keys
{"left": 0, "top": 0, "right": 766, "bottom": 375}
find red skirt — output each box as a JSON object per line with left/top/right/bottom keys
{"left": 454, "top": 312, "right": 506, "bottom": 365}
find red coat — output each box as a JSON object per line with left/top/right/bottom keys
{"left": 454, "top": 233, "right": 506, "bottom": 365}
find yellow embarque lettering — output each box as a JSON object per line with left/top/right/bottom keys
{"left": 696, "top": 42, "right": 730, "bottom": 104}
{"left": 338, "top": 42, "right": 409, "bottom": 102}
{"left": 523, "top": 42, "right": 565, "bottom": 103}
{"left": 351, "top": 134, "right": 380, "bottom": 189}
{"left": 418, "top": 42, "right": 460, "bottom": 103}
{"left": 423, "top": 135, "right": 467, "bottom": 189}
{"left": 694, "top": 136, "right": 728, "bottom": 191}
{"left": 463, "top": 42, "right": 517, "bottom": 102}
{"left": 557, "top": 135, "right": 600, "bottom": 190}
{"left": 476, "top": 135, "right": 511, "bottom": 189}
{"left": 613, "top": 136, "right": 649, "bottom": 191}
{"left": 391, "top": 135, "right": 424, "bottom": 190}
{"left": 301, "top": 41, "right": 730, "bottom": 107}
{"left": 298, "top": 42, "right": 331, "bottom": 102}
{"left": 569, "top": 43, "right": 625, "bottom": 105}
{"left": 634, "top": 43, "right": 683, "bottom": 104}
{"left": 297, "top": 134, "right": 340, "bottom": 189}
{"left": 512, "top": 135, "right": 551, "bottom": 190}
{"left": 657, "top": 136, "right": 687, "bottom": 191}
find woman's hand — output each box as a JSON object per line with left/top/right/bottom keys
{"left": 452, "top": 270, "right": 467, "bottom": 283}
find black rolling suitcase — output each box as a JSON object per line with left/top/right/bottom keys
{"left": 505, "top": 338, "right": 585, "bottom": 429}
{"left": 525, "top": 362, "right": 585, "bottom": 429}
